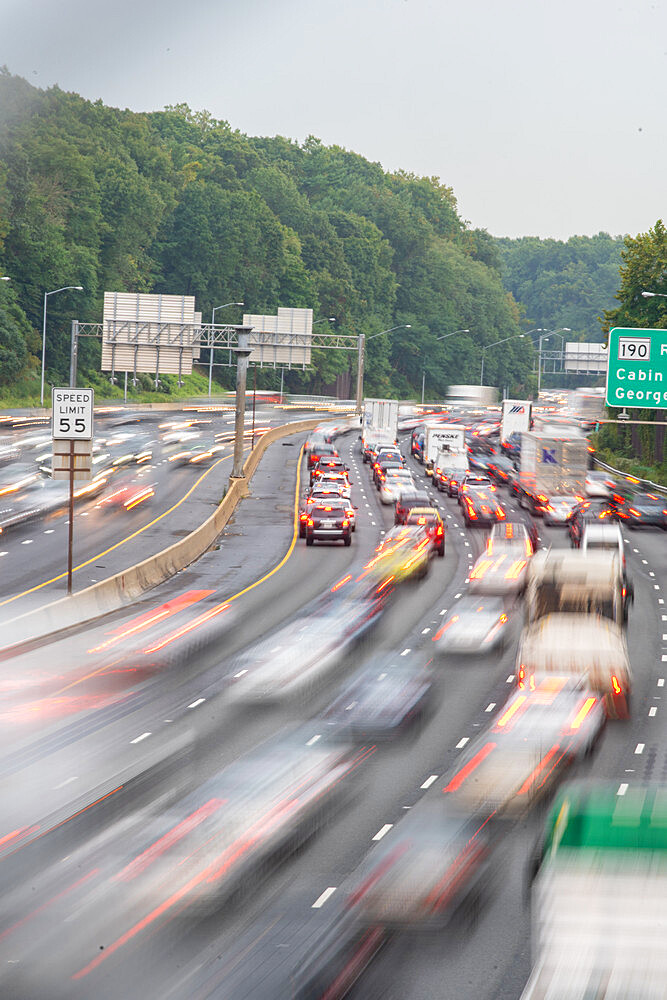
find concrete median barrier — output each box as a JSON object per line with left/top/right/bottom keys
{"left": 1, "top": 418, "right": 321, "bottom": 654}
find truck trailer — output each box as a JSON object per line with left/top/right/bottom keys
{"left": 517, "top": 432, "right": 590, "bottom": 515}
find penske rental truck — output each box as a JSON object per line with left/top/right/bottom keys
{"left": 424, "top": 423, "right": 466, "bottom": 477}
{"left": 522, "top": 782, "right": 667, "bottom": 1000}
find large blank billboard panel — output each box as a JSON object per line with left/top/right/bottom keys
{"left": 244, "top": 307, "right": 312, "bottom": 365}
{"left": 101, "top": 292, "right": 199, "bottom": 374}
{"left": 101, "top": 344, "right": 193, "bottom": 376}
{"left": 564, "top": 342, "right": 608, "bottom": 373}
{"left": 103, "top": 292, "right": 196, "bottom": 324}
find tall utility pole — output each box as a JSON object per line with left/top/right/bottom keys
{"left": 231, "top": 328, "right": 253, "bottom": 478}
{"left": 355, "top": 334, "right": 366, "bottom": 415}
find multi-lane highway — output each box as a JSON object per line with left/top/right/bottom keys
{"left": 0, "top": 404, "right": 664, "bottom": 999}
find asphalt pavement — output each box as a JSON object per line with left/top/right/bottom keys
{"left": 0, "top": 422, "right": 665, "bottom": 999}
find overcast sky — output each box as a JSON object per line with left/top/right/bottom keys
{"left": 2, "top": 0, "right": 665, "bottom": 240}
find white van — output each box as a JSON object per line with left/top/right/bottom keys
{"left": 581, "top": 522, "right": 625, "bottom": 568}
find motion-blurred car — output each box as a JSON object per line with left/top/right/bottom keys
{"left": 585, "top": 470, "right": 616, "bottom": 498}
{"left": 310, "top": 456, "right": 349, "bottom": 486}
{"left": 228, "top": 588, "right": 382, "bottom": 703}
{"left": 626, "top": 492, "right": 667, "bottom": 530}
{"left": 486, "top": 455, "right": 516, "bottom": 486}
{"left": 379, "top": 467, "right": 414, "bottom": 504}
{"left": 442, "top": 675, "right": 605, "bottom": 818}
{"left": 95, "top": 477, "right": 156, "bottom": 511}
{"left": 404, "top": 506, "right": 445, "bottom": 556}
{"left": 568, "top": 499, "right": 620, "bottom": 547}
{"left": 458, "top": 473, "right": 495, "bottom": 501}
{"left": 373, "top": 459, "right": 404, "bottom": 489}
{"left": 363, "top": 524, "right": 432, "bottom": 583}
{"left": 307, "top": 441, "right": 338, "bottom": 469}
{"left": 432, "top": 596, "right": 509, "bottom": 655}
{"left": 461, "top": 488, "right": 506, "bottom": 527}
{"left": 487, "top": 519, "right": 534, "bottom": 556}
{"left": 468, "top": 549, "right": 530, "bottom": 595}
{"left": 542, "top": 494, "right": 581, "bottom": 526}
{"left": 197, "top": 890, "right": 384, "bottom": 1000}
{"left": 108, "top": 730, "right": 360, "bottom": 915}
{"left": 347, "top": 799, "right": 490, "bottom": 927}
{"left": 394, "top": 487, "right": 432, "bottom": 524}
{"left": 299, "top": 489, "right": 355, "bottom": 537}
{"left": 316, "top": 474, "right": 352, "bottom": 499}
{"left": 305, "top": 502, "right": 352, "bottom": 546}
{"left": 320, "top": 656, "right": 433, "bottom": 742}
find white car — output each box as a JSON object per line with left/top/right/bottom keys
{"left": 543, "top": 494, "right": 581, "bottom": 525}
{"left": 585, "top": 471, "right": 616, "bottom": 498}
{"left": 379, "top": 469, "right": 414, "bottom": 504}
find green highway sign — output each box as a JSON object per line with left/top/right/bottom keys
{"left": 606, "top": 327, "right": 667, "bottom": 409}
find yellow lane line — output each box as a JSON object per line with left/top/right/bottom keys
{"left": 52, "top": 446, "right": 304, "bottom": 696}
{"left": 0, "top": 454, "right": 233, "bottom": 609}
{"left": 224, "top": 443, "right": 304, "bottom": 606}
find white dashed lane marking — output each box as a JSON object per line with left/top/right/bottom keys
{"left": 421, "top": 775, "right": 438, "bottom": 789}
{"left": 372, "top": 824, "right": 393, "bottom": 842}
{"left": 312, "top": 887, "right": 337, "bottom": 909}
{"left": 456, "top": 737, "right": 469, "bottom": 749}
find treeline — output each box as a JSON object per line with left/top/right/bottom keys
{"left": 0, "top": 68, "right": 532, "bottom": 399}
{"left": 496, "top": 233, "right": 625, "bottom": 344}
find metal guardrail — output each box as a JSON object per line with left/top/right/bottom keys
{"left": 593, "top": 457, "right": 667, "bottom": 497}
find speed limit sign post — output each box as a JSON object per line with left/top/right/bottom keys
{"left": 51, "top": 388, "right": 94, "bottom": 595}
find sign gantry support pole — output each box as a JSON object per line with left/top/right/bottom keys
{"left": 231, "top": 330, "right": 252, "bottom": 479}
{"left": 67, "top": 440, "right": 75, "bottom": 594}
{"left": 355, "top": 334, "right": 366, "bottom": 416}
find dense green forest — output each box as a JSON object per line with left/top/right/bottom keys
{"left": 496, "top": 233, "right": 625, "bottom": 342}
{"left": 0, "top": 69, "right": 533, "bottom": 401}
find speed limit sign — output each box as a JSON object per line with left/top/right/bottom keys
{"left": 52, "top": 387, "right": 94, "bottom": 440}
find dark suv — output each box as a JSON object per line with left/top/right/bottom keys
{"left": 568, "top": 499, "right": 620, "bottom": 548}
{"left": 305, "top": 503, "right": 352, "bottom": 546}
{"left": 395, "top": 488, "right": 433, "bottom": 525}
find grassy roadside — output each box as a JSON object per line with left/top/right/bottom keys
{"left": 0, "top": 368, "right": 231, "bottom": 408}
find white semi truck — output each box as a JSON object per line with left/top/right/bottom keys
{"left": 361, "top": 398, "right": 399, "bottom": 452}
{"left": 423, "top": 423, "right": 466, "bottom": 477}
{"left": 501, "top": 399, "right": 532, "bottom": 444}
{"left": 522, "top": 782, "right": 667, "bottom": 1000}
{"left": 517, "top": 431, "right": 590, "bottom": 515}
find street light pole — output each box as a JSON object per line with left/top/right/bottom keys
{"left": 642, "top": 290, "right": 667, "bottom": 299}
{"left": 209, "top": 301, "right": 244, "bottom": 398}
{"left": 421, "top": 369, "right": 426, "bottom": 404}
{"left": 356, "top": 324, "right": 411, "bottom": 415}
{"left": 41, "top": 286, "right": 83, "bottom": 406}
{"left": 480, "top": 334, "right": 527, "bottom": 385}
{"left": 536, "top": 328, "right": 571, "bottom": 394}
